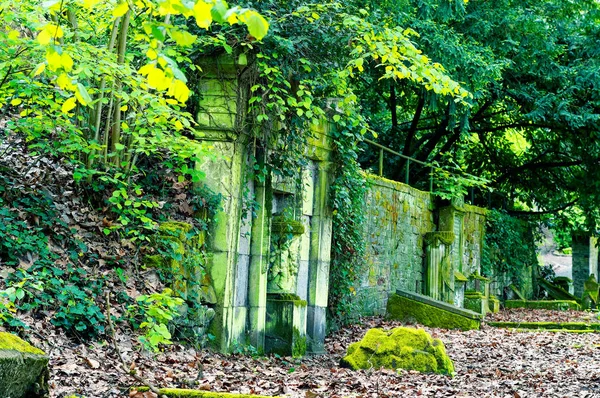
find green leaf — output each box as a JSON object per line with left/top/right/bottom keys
{"left": 244, "top": 11, "right": 269, "bottom": 40}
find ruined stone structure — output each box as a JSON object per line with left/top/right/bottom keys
{"left": 176, "top": 53, "right": 551, "bottom": 355}
{"left": 190, "top": 54, "right": 333, "bottom": 355}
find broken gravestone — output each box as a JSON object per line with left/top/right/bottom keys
{"left": 0, "top": 332, "right": 49, "bottom": 398}
{"left": 340, "top": 327, "right": 454, "bottom": 375}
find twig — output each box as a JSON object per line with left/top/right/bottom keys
{"left": 105, "top": 291, "right": 168, "bottom": 398}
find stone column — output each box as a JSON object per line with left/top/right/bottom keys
{"left": 194, "top": 53, "right": 252, "bottom": 352}
{"left": 572, "top": 234, "right": 599, "bottom": 298}
{"left": 246, "top": 151, "right": 271, "bottom": 352}
{"left": 306, "top": 161, "right": 333, "bottom": 354}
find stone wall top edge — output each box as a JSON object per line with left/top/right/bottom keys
{"left": 365, "top": 173, "right": 432, "bottom": 199}
{"left": 463, "top": 203, "right": 488, "bottom": 216}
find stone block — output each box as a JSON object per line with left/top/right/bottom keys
{"left": 463, "top": 291, "right": 488, "bottom": 315}
{"left": 0, "top": 332, "right": 49, "bottom": 398}
{"left": 387, "top": 291, "right": 481, "bottom": 330}
{"left": 505, "top": 300, "right": 580, "bottom": 311}
{"left": 306, "top": 305, "right": 327, "bottom": 354}
{"left": 265, "top": 295, "right": 307, "bottom": 357}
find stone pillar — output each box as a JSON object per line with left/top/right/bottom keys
{"left": 306, "top": 161, "right": 333, "bottom": 354}
{"left": 572, "top": 234, "right": 599, "bottom": 298}
{"left": 246, "top": 151, "right": 271, "bottom": 352}
{"left": 194, "top": 53, "right": 252, "bottom": 352}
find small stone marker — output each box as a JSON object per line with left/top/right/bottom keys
{"left": 0, "top": 332, "right": 49, "bottom": 398}
{"left": 340, "top": 327, "right": 454, "bottom": 375}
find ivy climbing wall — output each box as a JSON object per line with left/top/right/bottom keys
{"left": 356, "top": 175, "right": 435, "bottom": 315}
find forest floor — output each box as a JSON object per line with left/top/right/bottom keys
{"left": 27, "top": 309, "right": 600, "bottom": 398}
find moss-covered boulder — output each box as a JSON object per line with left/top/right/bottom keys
{"left": 0, "top": 332, "right": 49, "bottom": 398}
{"left": 340, "top": 327, "right": 454, "bottom": 375}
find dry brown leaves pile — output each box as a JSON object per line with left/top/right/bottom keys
{"left": 26, "top": 311, "right": 600, "bottom": 398}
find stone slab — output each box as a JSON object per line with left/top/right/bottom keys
{"left": 505, "top": 299, "right": 580, "bottom": 311}
{"left": 394, "top": 289, "right": 483, "bottom": 320}
{"left": 387, "top": 292, "right": 481, "bottom": 331}
{"left": 0, "top": 332, "right": 49, "bottom": 398}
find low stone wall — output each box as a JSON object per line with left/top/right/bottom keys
{"left": 355, "top": 175, "right": 434, "bottom": 315}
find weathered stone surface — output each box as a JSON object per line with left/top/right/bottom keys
{"left": 505, "top": 299, "right": 580, "bottom": 311}
{"left": 340, "top": 327, "right": 454, "bottom": 375}
{"left": 265, "top": 294, "right": 307, "bottom": 357}
{"left": 0, "top": 332, "right": 49, "bottom": 398}
{"left": 387, "top": 291, "right": 481, "bottom": 330}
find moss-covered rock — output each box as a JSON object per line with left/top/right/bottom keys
{"left": 340, "top": 327, "right": 454, "bottom": 375}
{"left": 386, "top": 293, "right": 480, "bottom": 331}
{"left": 505, "top": 300, "right": 580, "bottom": 311}
{"left": 0, "top": 332, "right": 49, "bottom": 398}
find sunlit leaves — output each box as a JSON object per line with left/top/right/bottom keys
{"left": 112, "top": 2, "right": 129, "bottom": 18}
{"left": 37, "top": 24, "right": 63, "bottom": 45}
{"left": 61, "top": 97, "right": 77, "bottom": 113}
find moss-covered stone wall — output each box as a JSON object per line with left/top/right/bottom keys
{"left": 356, "top": 175, "right": 435, "bottom": 315}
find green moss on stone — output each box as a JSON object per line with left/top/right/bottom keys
{"left": 266, "top": 293, "right": 307, "bottom": 307}
{"left": 271, "top": 216, "right": 305, "bottom": 236}
{"left": 134, "top": 387, "right": 279, "bottom": 397}
{"left": 0, "top": 332, "right": 45, "bottom": 355}
{"left": 292, "top": 328, "right": 307, "bottom": 358}
{"left": 386, "top": 294, "right": 480, "bottom": 331}
{"left": 340, "top": 327, "right": 454, "bottom": 375}
{"left": 159, "top": 221, "right": 194, "bottom": 241}
{"left": 487, "top": 321, "right": 600, "bottom": 332}
{"left": 0, "top": 332, "right": 49, "bottom": 398}
{"left": 454, "top": 271, "right": 468, "bottom": 283}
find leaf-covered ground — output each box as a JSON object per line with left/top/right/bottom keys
{"left": 26, "top": 310, "right": 600, "bottom": 398}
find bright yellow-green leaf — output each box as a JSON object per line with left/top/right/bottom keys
{"left": 138, "top": 63, "right": 155, "bottom": 76}
{"left": 167, "top": 79, "right": 191, "bottom": 102}
{"left": 174, "top": 120, "right": 184, "bottom": 130}
{"left": 61, "top": 53, "right": 73, "bottom": 71}
{"left": 82, "top": 0, "right": 102, "bottom": 8}
{"left": 170, "top": 29, "right": 197, "bottom": 46}
{"left": 57, "top": 73, "right": 75, "bottom": 90}
{"left": 241, "top": 11, "right": 269, "bottom": 40}
{"left": 146, "top": 48, "right": 158, "bottom": 60}
{"left": 46, "top": 49, "right": 63, "bottom": 71}
{"left": 10, "top": 98, "right": 22, "bottom": 106}
{"left": 37, "top": 30, "right": 52, "bottom": 45}
{"left": 193, "top": 1, "right": 213, "bottom": 29}
{"left": 113, "top": 2, "right": 129, "bottom": 18}
{"left": 147, "top": 67, "right": 172, "bottom": 91}
{"left": 8, "top": 30, "right": 20, "bottom": 40}
{"left": 33, "top": 63, "right": 46, "bottom": 76}
{"left": 62, "top": 97, "right": 77, "bottom": 113}
{"left": 120, "top": 105, "right": 128, "bottom": 111}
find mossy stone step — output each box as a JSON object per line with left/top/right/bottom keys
{"left": 386, "top": 290, "right": 482, "bottom": 330}
{"left": 487, "top": 321, "right": 600, "bottom": 332}
{"left": 505, "top": 299, "right": 580, "bottom": 311}
{"left": 0, "top": 332, "right": 49, "bottom": 398}
{"left": 133, "top": 387, "right": 280, "bottom": 397}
